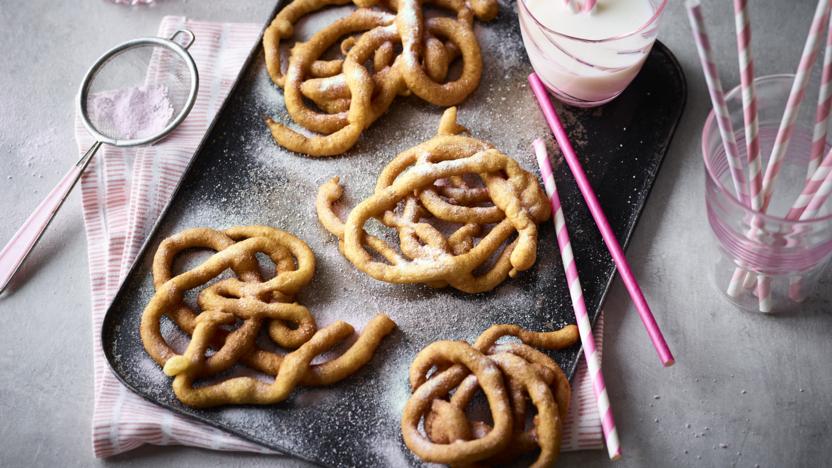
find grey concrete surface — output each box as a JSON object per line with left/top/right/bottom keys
{"left": 1, "top": 0, "right": 830, "bottom": 467}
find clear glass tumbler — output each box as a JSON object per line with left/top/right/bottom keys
{"left": 517, "top": 0, "right": 667, "bottom": 107}
{"left": 703, "top": 74, "right": 832, "bottom": 313}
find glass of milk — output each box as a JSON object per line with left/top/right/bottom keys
{"left": 518, "top": 0, "right": 668, "bottom": 107}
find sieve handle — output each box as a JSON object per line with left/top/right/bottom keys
{"left": 169, "top": 29, "right": 195, "bottom": 50}
{"left": 0, "top": 141, "right": 102, "bottom": 295}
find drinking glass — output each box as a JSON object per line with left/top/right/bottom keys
{"left": 517, "top": 0, "right": 668, "bottom": 107}
{"left": 703, "top": 74, "right": 832, "bottom": 313}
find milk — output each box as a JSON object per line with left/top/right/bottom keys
{"left": 518, "top": 0, "right": 663, "bottom": 107}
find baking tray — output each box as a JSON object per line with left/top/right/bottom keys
{"left": 101, "top": 2, "right": 686, "bottom": 466}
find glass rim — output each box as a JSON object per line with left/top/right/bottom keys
{"left": 701, "top": 73, "right": 832, "bottom": 225}
{"left": 517, "top": 0, "right": 668, "bottom": 43}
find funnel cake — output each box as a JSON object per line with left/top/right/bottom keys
{"left": 139, "top": 225, "right": 396, "bottom": 408}
{"left": 402, "top": 323, "right": 579, "bottom": 467}
{"left": 262, "top": 0, "right": 498, "bottom": 156}
{"left": 316, "top": 108, "right": 551, "bottom": 292}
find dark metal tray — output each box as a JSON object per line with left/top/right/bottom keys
{"left": 101, "top": 2, "right": 686, "bottom": 466}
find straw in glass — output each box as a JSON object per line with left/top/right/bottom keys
{"left": 528, "top": 72, "right": 675, "bottom": 366}
{"left": 732, "top": 0, "right": 764, "bottom": 210}
{"left": 761, "top": 0, "right": 831, "bottom": 211}
{"left": 582, "top": 0, "right": 596, "bottom": 12}
{"left": 563, "top": 0, "right": 580, "bottom": 13}
{"left": 687, "top": 0, "right": 749, "bottom": 207}
{"left": 726, "top": 0, "right": 774, "bottom": 308}
{"left": 746, "top": 0, "right": 830, "bottom": 310}
{"left": 739, "top": 134, "right": 832, "bottom": 305}
{"left": 563, "top": 0, "right": 595, "bottom": 13}
{"left": 809, "top": 17, "right": 832, "bottom": 179}
{"left": 687, "top": 0, "right": 758, "bottom": 297}
{"left": 786, "top": 151, "right": 832, "bottom": 299}
{"left": 788, "top": 145, "right": 832, "bottom": 219}
{"left": 533, "top": 138, "right": 621, "bottom": 461}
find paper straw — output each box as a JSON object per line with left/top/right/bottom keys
{"left": 728, "top": 0, "right": 774, "bottom": 309}
{"left": 740, "top": 147, "right": 832, "bottom": 307}
{"left": 686, "top": 0, "right": 749, "bottom": 206}
{"left": 761, "top": 0, "right": 831, "bottom": 211}
{"left": 563, "top": 0, "right": 595, "bottom": 13}
{"left": 799, "top": 164, "right": 832, "bottom": 218}
{"left": 528, "top": 72, "right": 675, "bottom": 367}
{"left": 788, "top": 146, "right": 832, "bottom": 219}
{"left": 533, "top": 138, "right": 621, "bottom": 461}
{"left": 809, "top": 18, "right": 832, "bottom": 179}
{"left": 787, "top": 165, "right": 832, "bottom": 300}
{"left": 751, "top": 0, "right": 830, "bottom": 310}
{"left": 687, "top": 0, "right": 760, "bottom": 298}
{"left": 732, "top": 0, "right": 764, "bottom": 210}
{"left": 582, "top": 0, "right": 597, "bottom": 13}
{"left": 563, "top": 0, "right": 580, "bottom": 13}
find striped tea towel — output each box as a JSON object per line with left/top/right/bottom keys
{"left": 77, "top": 14, "right": 606, "bottom": 459}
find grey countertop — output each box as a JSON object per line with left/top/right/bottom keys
{"left": 1, "top": 1, "right": 830, "bottom": 467}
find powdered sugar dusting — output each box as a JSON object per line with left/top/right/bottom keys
{"left": 87, "top": 84, "right": 174, "bottom": 140}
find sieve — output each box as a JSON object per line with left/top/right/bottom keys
{"left": 0, "top": 30, "right": 199, "bottom": 294}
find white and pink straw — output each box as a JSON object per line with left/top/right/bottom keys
{"left": 744, "top": 0, "right": 829, "bottom": 309}
{"left": 732, "top": 0, "right": 764, "bottom": 211}
{"left": 563, "top": 0, "right": 596, "bottom": 14}
{"left": 687, "top": 0, "right": 759, "bottom": 299}
{"left": 809, "top": 17, "right": 832, "bottom": 179}
{"left": 687, "top": 0, "right": 832, "bottom": 309}
{"left": 761, "top": 0, "right": 831, "bottom": 211}
{"left": 788, "top": 146, "right": 832, "bottom": 220}
{"left": 729, "top": 0, "right": 771, "bottom": 309}
{"left": 687, "top": 0, "right": 749, "bottom": 207}
{"left": 533, "top": 138, "right": 621, "bottom": 461}
{"left": 786, "top": 160, "right": 832, "bottom": 300}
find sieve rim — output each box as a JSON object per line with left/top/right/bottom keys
{"left": 77, "top": 31, "right": 199, "bottom": 147}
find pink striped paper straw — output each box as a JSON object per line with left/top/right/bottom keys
{"left": 732, "top": 0, "right": 764, "bottom": 211}
{"left": 534, "top": 138, "right": 621, "bottom": 461}
{"left": 788, "top": 146, "right": 832, "bottom": 219}
{"left": 728, "top": 0, "right": 772, "bottom": 308}
{"left": 582, "top": 0, "right": 596, "bottom": 13}
{"left": 563, "top": 0, "right": 595, "bottom": 13}
{"left": 802, "top": 163, "right": 832, "bottom": 217}
{"left": 563, "top": 0, "right": 580, "bottom": 13}
{"left": 741, "top": 147, "right": 832, "bottom": 308}
{"left": 754, "top": 144, "right": 832, "bottom": 305}
{"left": 686, "top": 0, "right": 749, "bottom": 206}
{"left": 795, "top": 165, "right": 832, "bottom": 221}
{"left": 751, "top": 0, "right": 830, "bottom": 310}
{"left": 687, "top": 0, "right": 757, "bottom": 297}
{"left": 808, "top": 18, "right": 832, "bottom": 179}
{"left": 528, "top": 72, "right": 675, "bottom": 367}
{"left": 761, "top": 0, "right": 831, "bottom": 211}
{"left": 787, "top": 164, "right": 832, "bottom": 299}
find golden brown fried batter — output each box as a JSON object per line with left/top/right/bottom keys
{"left": 316, "top": 108, "right": 551, "bottom": 292}
{"left": 140, "top": 225, "right": 396, "bottom": 408}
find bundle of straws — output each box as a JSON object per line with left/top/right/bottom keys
{"left": 687, "top": 0, "right": 832, "bottom": 312}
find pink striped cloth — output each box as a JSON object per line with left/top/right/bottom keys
{"left": 76, "top": 15, "right": 606, "bottom": 459}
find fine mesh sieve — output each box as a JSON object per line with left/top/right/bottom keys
{"left": 0, "top": 30, "right": 199, "bottom": 294}
{"left": 79, "top": 30, "right": 198, "bottom": 145}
